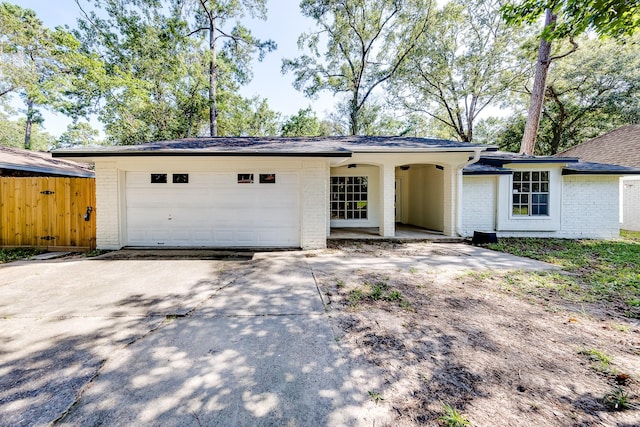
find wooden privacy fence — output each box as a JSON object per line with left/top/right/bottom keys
{"left": 0, "top": 177, "right": 96, "bottom": 250}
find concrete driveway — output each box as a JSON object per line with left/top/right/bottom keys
{"left": 0, "top": 244, "right": 554, "bottom": 426}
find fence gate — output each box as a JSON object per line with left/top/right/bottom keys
{"left": 0, "top": 177, "right": 96, "bottom": 250}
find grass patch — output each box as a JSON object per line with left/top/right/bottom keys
{"left": 368, "top": 390, "right": 384, "bottom": 404}
{"left": 621, "top": 230, "right": 640, "bottom": 241}
{"left": 488, "top": 237, "right": 640, "bottom": 313}
{"left": 578, "top": 348, "right": 614, "bottom": 374}
{"left": 348, "top": 288, "right": 364, "bottom": 306}
{"left": 602, "top": 387, "right": 632, "bottom": 411}
{"left": 347, "top": 281, "right": 412, "bottom": 309}
{"left": 438, "top": 403, "right": 471, "bottom": 426}
{"left": 0, "top": 247, "right": 44, "bottom": 264}
{"left": 84, "top": 249, "right": 109, "bottom": 257}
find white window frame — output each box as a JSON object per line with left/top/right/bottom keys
{"left": 496, "top": 165, "right": 562, "bottom": 232}
{"left": 330, "top": 176, "right": 368, "bottom": 220}
{"left": 512, "top": 170, "right": 550, "bottom": 216}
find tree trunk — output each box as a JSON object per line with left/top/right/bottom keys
{"left": 209, "top": 16, "right": 217, "bottom": 137}
{"left": 349, "top": 95, "right": 359, "bottom": 135}
{"left": 519, "top": 9, "right": 556, "bottom": 155}
{"left": 24, "top": 98, "right": 34, "bottom": 150}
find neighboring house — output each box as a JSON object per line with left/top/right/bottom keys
{"left": 52, "top": 136, "right": 640, "bottom": 250}
{"left": 0, "top": 145, "right": 94, "bottom": 178}
{"left": 558, "top": 125, "right": 640, "bottom": 231}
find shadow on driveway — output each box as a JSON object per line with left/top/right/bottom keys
{"left": 0, "top": 254, "right": 389, "bottom": 426}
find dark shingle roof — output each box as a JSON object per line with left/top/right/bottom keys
{"left": 558, "top": 125, "right": 640, "bottom": 168}
{"left": 562, "top": 161, "right": 640, "bottom": 175}
{"left": 463, "top": 163, "right": 513, "bottom": 175}
{"left": 477, "top": 151, "right": 579, "bottom": 166}
{"left": 0, "top": 146, "right": 94, "bottom": 178}
{"left": 462, "top": 151, "right": 640, "bottom": 176}
{"left": 52, "top": 136, "right": 490, "bottom": 158}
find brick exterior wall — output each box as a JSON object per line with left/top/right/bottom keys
{"left": 461, "top": 175, "right": 621, "bottom": 239}
{"left": 300, "top": 161, "right": 329, "bottom": 249}
{"left": 461, "top": 176, "right": 496, "bottom": 236}
{"left": 379, "top": 163, "right": 396, "bottom": 237}
{"left": 95, "top": 162, "right": 122, "bottom": 249}
{"left": 94, "top": 159, "right": 329, "bottom": 250}
{"left": 622, "top": 179, "right": 640, "bottom": 231}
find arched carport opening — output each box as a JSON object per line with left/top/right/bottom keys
{"left": 395, "top": 163, "right": 445, "bottom": 233}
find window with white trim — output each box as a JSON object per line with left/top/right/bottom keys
{"left": 330, "top": 176, "right": 368, "bottom": 219}
{"left": 512, "top": 171, "right": 549, "bottom": 216}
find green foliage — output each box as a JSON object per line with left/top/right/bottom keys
{"left": 368, "top": 390, "right": 384, "bottom": 403}
{"left": 0, "top": 2, "right": 102, "bottom": 148}
{"left": 54, "top": 122, "right": 103, "bottom": 148}
{"left": 0, "top": 247, "right": 43, "bottom": 263}
{"left": 219, "top": 95, "right": 280, "bottom": 136}
{"left": 72, "top": 0, "right": 277, "bottom": 143}
{"left": 74, "top": 1, "right": 209, "bottom": 144}
{"left": 621, "top": 230, "right": 640, "bottom": 241}
{"left": 502, "top": 0, "right": 640, "bottom": 40}
{"left": 392, "top": 0, "right": 529, "bottom": 142}
{"left": 280, "top": 107, "right": 329, "bottom": 137}
{"left": 438, "top": 403, "right": 471, "bottom": 427}
{"left": 0, "top": 113, "right": 55, "bottom": 150}
{"left": 578, "top": 348, "right": 613, "bottom": 373}
{"left": 283, "top": 0, "right": 435, "bottom": 135}
{"left": 348, "top": 288, "right": 364, "bottom": 306}
{"left": 493, "top": 34, "right": 640, "bottom": 154}
{"left": 602, "top": 387, "right": 631, "bottom": 411}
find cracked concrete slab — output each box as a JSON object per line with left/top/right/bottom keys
{"left": 0, "top": 253, "right": 392, "bottom": 426}
{"left": 0, "top": 258, "right": 226, "bottom": 426}
{"left": 0, "top": 244, "right": 554, "bottom": 426}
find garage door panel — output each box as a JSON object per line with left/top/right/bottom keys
{"left": 126, "top": 171, "right": 299, "bottom": 247}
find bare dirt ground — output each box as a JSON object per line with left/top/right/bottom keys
{"left": 312, "top": 241, "right": 640, "bottom": 426}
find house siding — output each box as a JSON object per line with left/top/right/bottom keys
{"left": 301, "top": 161, "right": 329, "bottom": 249}
{"left": 461, "top": 176, "right": 496, "bottom": 236}
{"left": 461, "top": 174, "right": 620, "bottom": 239}
{"left": 94, "top": 162, "right": 122, "bottom": 249}
{"left": 93, "top": 158, "right": 329, "bottom": 250}
{"left": 622, "top": 178, "right": 640, "bottom": 231}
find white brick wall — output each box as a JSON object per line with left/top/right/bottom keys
{"left": 94, "top": 158, "right": 329, "bottom": 250}
{"left": 94, "top": 162, "right": 122, "bottom": 249}
{"left": 379, "top": 163, "right": 396, "bottom": 237}
{"left": 301, "top": 161, "right": 329, "bottom": 249}
{"left": 622, "top": 179, "right": 640, "bottom": 231}
{"left": 461, "top": 176, "right": 496, "bottom": 236}
{"left": 461, "top": 174, "right": 621, "bottom": 239}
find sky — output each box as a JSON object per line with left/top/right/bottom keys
{"left": 14, "top": 0, "right": 338, "bottom": 137}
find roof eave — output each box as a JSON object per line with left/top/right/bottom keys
{"left": 53, "top": 151, "right": 353, "bottom": 159}
{"left": 0, "top": 162, "right": 94, "bottom": 178}
{"left": 562, "top": 169, "right": 640, "bottom": 176}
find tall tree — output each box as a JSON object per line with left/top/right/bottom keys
{"left": 75, "top": 0, "right": 209, "bottom": 144}
{"left": 74, "top": 0, "right": 276, "bottom": 143}
{"left": 188, "top": 0, "right": 276, "bottom": 136}
{"left": 281, "top": 107, "right": 324, "bottom": 136}
{"left": 218, "top": 93, "right": 280, "bottom": 136}
{"left": 0, "top": 2, "right": 98, "bottom": 149}
{"left": 283, "top": 0, "right": 434, "bottom": 135}
{"left": 523, "top": 35, "right": 639, "bottom": 154}
{"left": 502, "top": 0, "right": 640, "bottom": 154}
{"left": 392, "top": 0, "right": 528, "bottom": 142}
{"left": 0, "top": 112, "right": 55, "bottom": 150}
{"left": 55, "top": 121, "right": 103, "bottom": 148}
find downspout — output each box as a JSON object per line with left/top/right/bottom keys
{"left": 456, "top": 148, "right": 484, "bottom": 236}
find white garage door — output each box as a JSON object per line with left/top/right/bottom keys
{"left": 126, "top": 171, "right": 299, "bottom": 247}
